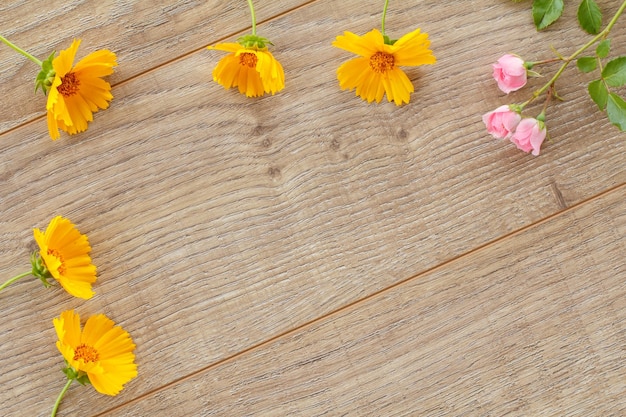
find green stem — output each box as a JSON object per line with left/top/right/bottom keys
{"left": 50, "top": 378, "right": 73, "bottom": 417}
{"left": 604, "top": 0, "right": 626, "bottom": 34}
{"left": 523, "top": 0, "right": 626, "bottom": 107}
{"left": 0, "top": 35, "right": 42, "bottom": 66}
{"left": 0, "top": 271, "right": 31, "bottom": 292}
{"left": 528, "top": 57, "right": 562, "bottom": 67}
{"left": 247, "top": 0, "right": 257, "bottom": 35}
{"left": 381, "top": 0, "right": 390, "bottom": 36}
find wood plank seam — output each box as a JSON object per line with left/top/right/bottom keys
{"left": 91, "top": 182, "right": 625, "bottom": 417}
{"left": 0, "top": 0, "right": 319, "bottom": 139}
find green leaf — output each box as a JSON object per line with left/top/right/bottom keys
{"left": 607, "top": 93, "right": 626, "bottom": 130}
{"left": 602, "top": 56, "right": 626, "bottom": 87}
{"left": 588, "top": 79, "right": 608, "bottom": 110}
{"left": 577, "top": 0, "right": 602, "bottom": 34}
{"left": 577, "top": 57, "right": 597, "bottom": 73}
{"left": 596, "top": 39, "right": 611, "bottom": 58}
{"left": 532, "top": 0, "right": 565, "bottom": 30}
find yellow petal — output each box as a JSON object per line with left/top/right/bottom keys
{"left": 383, "top": 68, "right": 414, "bottom": 105}
{"left": 56, "top": 310, "right": 82, "bottom": 347}
{"left": 57, "top": 277, "right": 94, "bottom": 299}
{"left": 46, "top": 76, "right": 62, "bottom": 111}
{"left": 392, "top": 29, "right": 436, "bottom": 67}
{"left": 240, "top": 65, "right": 264, "bottom": 97}
{"left": 73, "top": 49, "right": 117, "bottom": 77}
{"left": 46, "top": 110, "right": 60, "bottom": 140}
{"left": 359, "top": 70, "right": 383, "bottom": 103}
{"left": 213, "top": 54, "right": 241, "bottom": 89}
{"left": 208, "top": 42, "right": 242, "bottom": 53}
{"left": 82, "top": 314, "right": 116, "bottom": 347}
{"left": 53, "top": 39, "right": 81, "bottom": 77}
{"left": 255, "top": 50, "right": 285, "bottom": 94}
{"left": 77, "top": 77, "right": 113, "bottom": 110}
{"left": 337, "top": 57, "right": 370, "bottom": 91}
{"left": 332, "top": 29, "right": 383, "bottom": 57}
{"left": 89, "top": 368, "right": 134, "bottom": 396}
{"left": 95, "top": 327, "right": 136, "bottom": 359}
{"left": 63, "top": 96, "right": 93, "bottom": 134}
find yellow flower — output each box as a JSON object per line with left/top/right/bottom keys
{"left": 33, "top": 216, "right": 96, "bottom": 299}
{"left": 208, "top": 42, "right": 284, "bottom": 97}
{"left": 46, "top": 39, "right": 117, "bottom": 140}
{"left": 53, "top": 310, "right": 137, "bottom": 396}
{"left": 332, "top": 28, "right": 436, "bottom": 106}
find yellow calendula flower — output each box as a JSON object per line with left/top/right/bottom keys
{"left": 208, "top": 40, "right": 285, "bottom": 97}
{"left": 33, "top": 215, "right": 96, "bottom": 299}
{"left": 50, "top": 310, "right": 137, "bottom": 416}
{"left": 207, "top": 1, "right": 284, "bottom": 98}
{"left": 46, "top": 39, "right": 117, "bottom": 140}
{"left": 332, "top": 28, "right": 436, "bottom": 106}
{"left": 53, "top": 310, "right": 137, "bottom": 396}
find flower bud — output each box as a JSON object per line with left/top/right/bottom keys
{"left": 492, "top": 54, "right": 527, "bottom": 94}
{"left": 483, "top": 105, "right": 522, "bottom": 139}
{"left": 509, "top": 118, "right": 547, "bottom": 156}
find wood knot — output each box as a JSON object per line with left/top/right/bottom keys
{"left": 253, "top": 125, "right": 267, "bottom": 136}
{"left": 550, "top": 181, "right": 567, "bottom": 210}
{"left": 267, "top": 167, "right": 281, "bottom": 179}
{"left": 396, "top": 128, "right": 408, "bottom": 141}
{"left": 330, "top": 139, "right": 340, "bottom": 151}
{"left": 261, "top": 138, "right": 272, "bottom": 148}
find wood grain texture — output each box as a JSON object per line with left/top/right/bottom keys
{"left": 0, "top": 0, "right": 624, "bottom": 416}
{"left": 105, "top": 187, "right": 626, "bottom": 416}
{"left": 0, "top": 0, "right": 309, "bottom": 133}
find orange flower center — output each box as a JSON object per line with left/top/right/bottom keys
{"left": 369, "top": 52, "right": 395, "bottom": 73}
{"left": 47, "top": 248, "right": 67, "bottom": 275}
{"left": 58, "top": 72, "right": 80, "bottom": 97}
{"left": 73, "top": 343, "right": 100, "bottom": 363}
{"left": 239, "top": 52, "right": 258, "bottom": 68}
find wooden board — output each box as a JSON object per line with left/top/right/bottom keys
{"left": 102, "top": 187, "right": 626, "bottom": 416}
{"left": 0, "top": 0, "right": 624, "bottom": 416}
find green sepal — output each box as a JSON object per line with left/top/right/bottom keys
{"left": 237, "top": 34, "right": 272, "bottom": 49}
{"left": 76, "top": 372, "right": 91, "bottom": 386}
{"left": 550, "top": 45, "right": 565, "bottom": 60}
{"left": 61, "top": 363, "right": 92, "bottom": 386}
{"left": 62, "top": 363, "right": 78, "bottom": 380}
{"left": 536, "top": 111, "right": 546, "bottom": 123}
{"left": 30, "top": 252, "right": 53, "bottom": 287}
{"left": 383, "top": 35, "right": 397, "bottom": 45}
{"left": 35, "top": 51, "right": 56, "bottom": 95}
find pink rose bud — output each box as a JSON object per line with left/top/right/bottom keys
{"left": 509, "top": 118, "right": 547, "bottom": 156}
{"left": 482, "top": 105, "right": 522, "bottom": 139}
{"left": 493, "top": 54, "right": 527, "bottom": 94}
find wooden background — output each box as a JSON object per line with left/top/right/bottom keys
{"left": 1, "top": 1, "right": 624, "bottom": 416}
